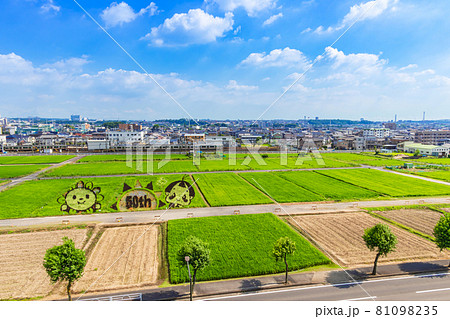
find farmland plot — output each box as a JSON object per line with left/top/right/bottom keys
{"left": 0, "top": 164, "right": 49, "bottom": 179}
{"left": 275, "top": 171, "right": 379, "bottom": 200}
{"left": 168, "top": 214, "right": 331, "bottom": 284}
{"left": 375, "top": 209, "right": 443, "bottom": 237}
{"left": 317, "top": 168, "right": 450, "bottom": 197}
{"left": 239, "top": 172, "right": 324, "bottom": 202}
{"left": 0, "top": 174, "right": 206, "bottom": 220}
{"left": 0, "top": 155, "right": 74, "bottom": 165}
{"left": 291, "top": 212, "right": 449, "bottom": 266}
{"left": 0, "top": 229, "right": 87, "bottom": 300}
{"left": 410, "top": 170, "right": 450, "bottom": 183}
{"left": 195, "top": 173, "right": 273, "bottom": 206}
{"left": 74, "top": 225, "right": 159, "bottom": 292}
{"left": 320, "top": 153, "right": 405, "bottom": 167}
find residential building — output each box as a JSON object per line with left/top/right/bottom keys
{"left": 363, "top": 128, "right": 390, "bottom": 138}
{"left": 414, "top": 130, "right": 450, "bottom": 145}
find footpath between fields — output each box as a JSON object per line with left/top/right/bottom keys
{"left": 77, "top": 259, "right": 450, "bottom": 301}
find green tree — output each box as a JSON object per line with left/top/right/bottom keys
{"left": 363, "top": 224, "right": 397, "bottom": 275}
{"left": 273, "top": 237, "right": 297, "bottom": 284}
{"left": 43, "top": 237, "right": 86, "bottom": 301}
{"left": 433, "top": 213, "right": 450, "bottom": 267}
{"left": 177, "top": 236, "right": 211, "bottom": 300}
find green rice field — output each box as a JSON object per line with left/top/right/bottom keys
{"left": 0, "top": 174, "right": 207, "bottom": 219}
{"left": 320, "top": 153, "right": 406, "bottom": 167}
{"left": 407, "top": 170, "right": 450, "bottom": 183}
{"left": 0, "top": 165, "right": 49, "bottom": 179}
{"left": 317, "top": 168, "right": 450, "bottom": 197}
{"left": 0, "top": 155, "right": 74, "bottom": 165}
{"left": 167, "top": 213, "right": 332, "bottom": 284}
{"left": 239, "top": 172, "right": 325, "bottom": 202}
{"left": 195, "top": 173, "right": 273, "bottom": 206}
{"left": 275, "top": 170, "right": 381, "bottom": 200}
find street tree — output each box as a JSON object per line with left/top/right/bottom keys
{"left": 273, "top": 237, "right": 297, "bottom": 284}
{"left": 433, "top": 213, "right": 450, "bottom": 267}
{"left": 177, "top": 236, "right": 210, "bottom": 300}
{"left": 43, "top": 237, "right": 86, "bottom": 301}
{"left": 363, "top": 224, "right": 397, "bottom": 275}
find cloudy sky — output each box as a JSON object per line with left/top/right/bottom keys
{"left": 1, "top": 0, "right": 450, "bottom": 120}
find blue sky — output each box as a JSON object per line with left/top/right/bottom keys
{"left": 1, "top": 0, "right": 450, "bottom": 120}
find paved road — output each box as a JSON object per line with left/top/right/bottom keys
{"left": 202, "top": 273, "right": 450, "bottom": 301}
{"left": 1, "top": 196, "right": 449, "bottom": 228}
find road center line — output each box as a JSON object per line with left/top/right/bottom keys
{"left": 340, "top": 296, "right": 377, "bottom": 301}
{"left": 416, "top": 287, "right": 450, "bottom": 294}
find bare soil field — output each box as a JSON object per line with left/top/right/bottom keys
{"left": 376, "top": 209, "right": 443, "bottom": 237}
{"left": 290, "top": 212, "right": 449, "bottom": 267}
{"left": 73, "top": 225, "right": 159, "bottom": 293}
{"left": 0, "top": 229, "right": 87, "bottom": 300}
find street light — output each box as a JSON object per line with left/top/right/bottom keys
{"left": 185, "top": 256, "right": 193, "bottom": 301}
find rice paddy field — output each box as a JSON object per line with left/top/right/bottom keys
{"left": 413, "top": 158, "right": 450, "bottom": 165}
{"left": 0, "top": 174, "right": 207, "bottom": 219}
{"left": 167, "top": 213, "right": 332, "bottom": 284}
{"left": 239, "top": 172, "right": 325, "bottom": 202}
{"left": 317, "top": 168, "right": 450, "bottom": 197}
{"left": 320, "top": 153, "right": 406, "bottom": 167}
{"left": 274, "top": 170, "right": 381, "bottom": 200}
{"left": 407, "top": 170, "right": 450, "bottom": 183}
{"left": 0, "top": 155, "right": 74, "bottom": 165}
{"left": 195, "top": 173, "right": 273, "bottom": 206}
{"left": 0, "top": 164, "right": 49, "bottom": 179}
{"left": 42, "top": 154, "right": 357, "bottom": 177}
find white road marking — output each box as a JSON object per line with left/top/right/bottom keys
{"left": 340, "top": 296, "right": 377, "bottom": 301}
{"left": 202, "top": 272, "right": 449, "bottom": 301}
{"left": 416, "top": 287, "right": 450, "bottom": 294}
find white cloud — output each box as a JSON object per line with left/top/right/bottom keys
{"left": 209, "top": 0, "right": 276, "bottom": 16}
{"left": 263, "top": 12, "right": 283, "bottom": 26}
{"left": 101, "top": 2, "right": 158, "bottom": 28}
{"left": 40, "top": 0, "right": 60, "bottom": 14}
{"left": 325, "top": 47, "right": 386, "bottom": 73}
{"left": 307, "top": 0, "right": 397, "bottom": 34}
{"left": 226, "top": 80, "right": 258, "bottom": 91}
{"left": 240, "top": 48, "right": 311, "bottom": 69}
{"left": 43, "top": 56, "right": 91, "bottom": 73}
{"left": 2, "top": 51, "right": 450, "bottom": 120}
{"left": 143, "top": 9, "right": 234, "bottom": 46}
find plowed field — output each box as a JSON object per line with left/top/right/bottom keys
{"left": 376, "top": 209, "right": 444, "bottom": 237}
{"left": 0, "top": 229, "right": 87, "bottom": 300}
{"left": 74, "top": 225, "right": 159, "bottom": 293}
{"left": 291, "top": 212, "right": 449, "bottom": 266}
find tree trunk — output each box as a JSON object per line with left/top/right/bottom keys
{"left": 372, "top": 253, "right": 381, "bottom": 275}
{"left": 284, "top": 254, "right": 289, "bottom": 284}
{"left": 67, "top": 280, "right": 72, "bottom": 301}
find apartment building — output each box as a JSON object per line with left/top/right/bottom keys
{"left": 414, "top": 130, "right": 450, "bottom": 145}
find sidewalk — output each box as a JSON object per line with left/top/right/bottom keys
{"left": 78, "top": 259, "right": 450, "bottom": 301}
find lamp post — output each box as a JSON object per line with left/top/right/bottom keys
{"left": 185, "top": 256, "right": 193, "bottom": 301}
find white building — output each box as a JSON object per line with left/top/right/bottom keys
{"left": 397, "top": 142, "right": 449, "bottom": 157}
{"left": 87, "top": 139, "right": 111, "bottom": 151}
{"left": 106, "top": 131, "right": 144, "bottom": 145}
{"left": 363, "top": 128, "right": 390, "bottom": 138}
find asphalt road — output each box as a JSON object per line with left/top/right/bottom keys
{"left": 1, "top": 196, "right": 449, "bottom": 228}
{"left": 202, "top": 273, "right": 450, "bottom": 301}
